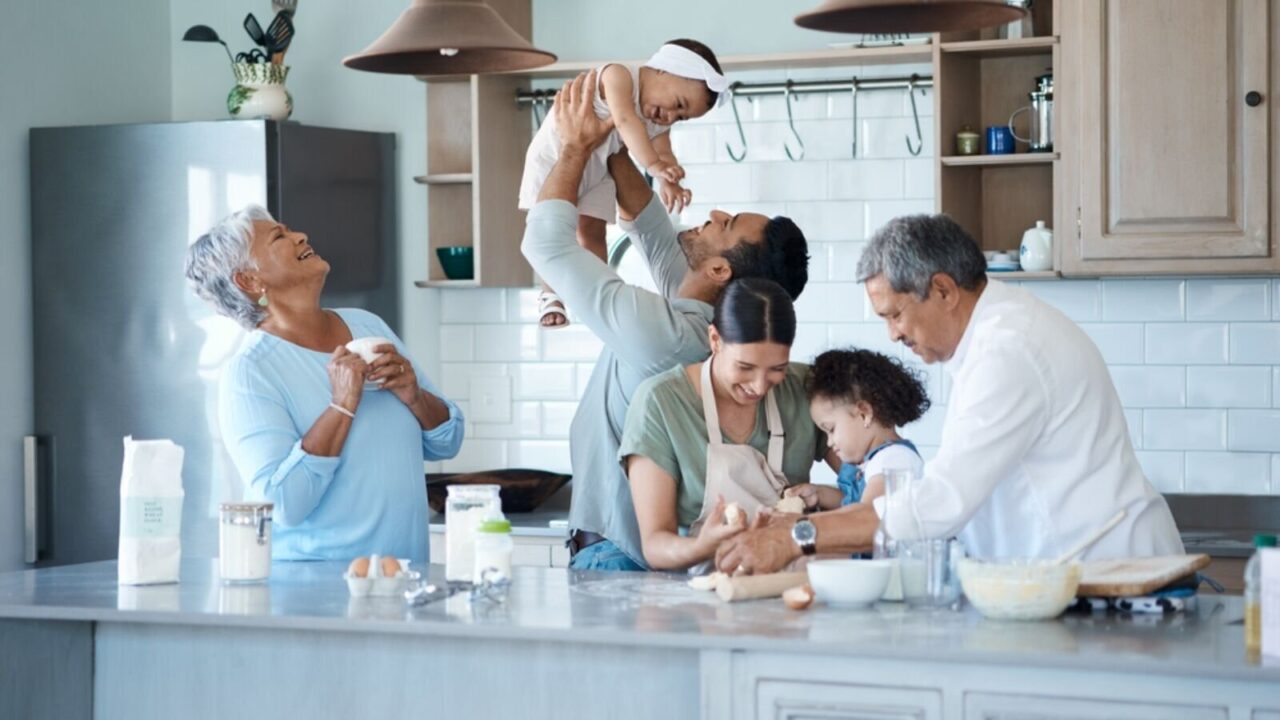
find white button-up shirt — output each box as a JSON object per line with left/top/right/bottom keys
{"left": 878, "top": 280, "right": 1184, "bottom": 560}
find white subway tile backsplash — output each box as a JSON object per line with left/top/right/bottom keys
{"left": 541, "top": 324, "right": 604, "bottom": 362}
{"left": 1144, "top": 323, "right": 1228, "bottom": 365}
{"left": 669, "top": 125, "right": 716, "bottom": 164}
{"left": 506, "top": 287, "right": 541, "bottom": 324}
{"left": 508, "top": 440, "right": 571, "bottom": 474}
{"left": 828, "top": 242, "right": 866, "bottom": 282}
{"left": 440, "top": 326, "right": 475, "bottom": 362}
{"left": 1080, "top": 323, "right": 1143, "bottom": 364}
{"left": 474, "top": 324, "right": 541, "bottom": 362}
{"left": 713, "top": 122, "right": 792, "bottom": 163}
{"left": 807, "top": 243, "right": 833, "bottom": 284}
{"left": 541, "top": 402, "right": 577, "bottom": 438}
{"left": 441, "top": 363, "right": 507, "bottom": 401}
{"left": 828, "top": 322, "right": 901, "bottom": 358}
{"left": 1186, "top": 367, "right": 1272, "bottom": 408}
{"left": 1275, "top": 281, "right": 1280, "bottom": 320}
{"left": 1143, "top": 409, "right": 1226, "bottom": 451}
{"left": 865, "top": 199, "right": 935, "bottom": 237}
{"left": 1136, "top": 451, "right": 1183, "bottom": 493}
{"left": 793, "top": 282, "right": 864, "bottom": 324}
{"left": 1228, "top": 410, "right": 1280, "bottom": 451}
{"left": 1273, "top": 454, "right": 1280, "bottom": 493}
{"left": 1026, "top": 281, "right": 1101, "bottom": 322}
{"left": 680, "top": 164, "right": 752, "bottom": 204}
{"left": 1184, "top": 452, "right": 1271, "bottom": 494}
{"left": 513, "top": 363, "right": 577, "bottom": 400}
{"left": 470, "top": 401, "right": 541, "bottom": 439}
{"left": 828, "top": 160, "right": 905, "bottom": 200}
{"left": 441, "top": 439, "right": 508, "bottom": 473}
{"left": 1228, "top": 323, "right": 1280, "bottom": 364}
{"left": 783, "top": 201, "right": 866, "bottom": 242}
{"left": 1275, "top": 367, "right": 1280, "bottom": 407}
{"left": 903, "top": 158, "right": 934, "bottom": 199}
{"left": 1109, "top": 366, "right": 1185, "bottom": 408}
{"left": 442, "top": 288, "right": 506, "bottom": 324}
{"left": 901, "top": 405, "right": 946, "bottom": 445}
{"left": 1102, "top": 280, "right": 1184, "bottom": 321}
{"left": 1187, "top": 279, "right": 1271, "bottom": 321}
{"left": 751, "top": 162, "right": 829, "bottom": 202}
{"left": 792, "top": 323, "right": 829, "bottom": 365}
{"left": 575, "top": 364, "right": 596, "bottom": 399}
{"left": 860, "top": 116, "right": 934, "bottom": 159}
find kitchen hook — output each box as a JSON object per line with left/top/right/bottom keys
{"left": 904, "top": 75, "right": 924, "bottom": 156}
{"left": 850, "top": 78, "right": 859, "bottom": 158}
{"left": 532, "top": 94, "right": 549, "bottom": 130}
{"left": 725, "top": 85, "right": 748, "bottom": 162}
{"left": 784, "top": 82, "right": 805, "bottom": 162}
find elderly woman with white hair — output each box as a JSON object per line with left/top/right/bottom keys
{"left": 185, "top": 205, "right": 463, "bottom": 563}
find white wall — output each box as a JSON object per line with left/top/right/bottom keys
{"left": 0, "top": 0, "right": 174, "bottom": 572}
{"left": 167, "top": 0, "right": 438, "bottom": 380}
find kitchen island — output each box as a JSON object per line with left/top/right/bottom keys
{"left": 1, "top": 560, "right": 1277, "bottom": 719}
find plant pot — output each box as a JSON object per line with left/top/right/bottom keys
{"left": 228, "top": 63, "right": 292, "bottom": 121}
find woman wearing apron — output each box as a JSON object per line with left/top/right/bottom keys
{"left": 619, "top": 278, "right": 838, "bottom": 571}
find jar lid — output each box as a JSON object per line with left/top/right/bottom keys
{"left": 478, "top": 518, "right": 512, "bottom": 533}
{"left": 220, "top": 502, "right": 274, "bottom": 512}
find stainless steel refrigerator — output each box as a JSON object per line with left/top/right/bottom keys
{"left": 25, "top": 120, "right": 397, "bottom": 567}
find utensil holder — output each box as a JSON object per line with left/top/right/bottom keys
{"left": 228, "top": 62, "right": 292, "bottom": 121}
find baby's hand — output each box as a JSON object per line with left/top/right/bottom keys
{"left": 658, "top": 178, "right": 692, "bottom": 214}
{"left": 646, "top": 160, "right": 684, "bottom": 184}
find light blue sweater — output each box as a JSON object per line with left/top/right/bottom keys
{"left": 218, "top": 308, "right": 463, "bottom": 563}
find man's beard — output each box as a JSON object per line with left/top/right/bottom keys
{"left": 678, "top": 229, "right": 705, "bottom": 269}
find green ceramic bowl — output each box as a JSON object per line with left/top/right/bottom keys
{"left": 436, "top": 246, "right": 474, "bottom": 280}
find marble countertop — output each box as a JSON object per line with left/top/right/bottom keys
{"left": 0, "top": 560, "right": 1273, "bottom": 682}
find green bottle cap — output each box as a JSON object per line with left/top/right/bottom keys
{"left": 1254, "top": 534, "right": 1277, "bottom": 548}
{"left": 478, "top": 518, "right": 512, "bottom": 534}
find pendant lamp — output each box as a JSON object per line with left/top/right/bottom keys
{"left": 795, "top": 0, "right": 1028, "bottom": 34}
{"left": 343, "top": 0, "right": 556, "bottom": 75}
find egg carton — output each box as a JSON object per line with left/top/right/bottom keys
{"left": 344, "top": 555, "right": 420, "bottom": 597}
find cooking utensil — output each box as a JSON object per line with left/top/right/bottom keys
{"left": 1076, "top": 554, "right": 1210, "bottom": 597}
{"left": 1051, "top": 509, "right": 1126, "bottom": 565}
{"left": 243, "top": 13, "right": 268, "bottom": 49}
{"left": 235, "top": 49, "right": 268, "bottom": 64}
{"left": 715, "top": 571, "right": 808, "bottom": 602}
{"left": 265, "top": 12, "right": 295, "bottom": 65}
{"left": 182, "top": 24, "right": 235, "bottom": 67}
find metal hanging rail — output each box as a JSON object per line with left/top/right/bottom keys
{"left": 516, "top": 73, "right": 933, "bottom": 160}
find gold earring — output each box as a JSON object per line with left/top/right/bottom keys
{"left": 258, "top": 292, "right": 268, "bottom": 307}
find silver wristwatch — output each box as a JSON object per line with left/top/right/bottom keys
{"left": 791, "top": 518, "right": 817, "bottom": 556}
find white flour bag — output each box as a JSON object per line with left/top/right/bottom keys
{"left": 118, "top": 436, "right": 185, "bottom": 585}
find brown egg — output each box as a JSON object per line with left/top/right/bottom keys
{"left": 380, "top": 556, "right": 402, "bottom": 578}
{"left": 348, "top": 556, "right": 370, "bottom": 578}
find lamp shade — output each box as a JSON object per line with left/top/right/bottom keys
{"left": 343, "top": 0, "right": 556, "bottom": 75}
{"left": 795, "top": 0, "right": 1028, "bottom": 34}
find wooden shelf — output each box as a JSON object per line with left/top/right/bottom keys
{"left": 989, "top": 271, "right": 1061, "bottom": 280}
{"left": 940, "top": 36, "right": 1058, "bottom": 58}
{"left": 418, "top": 44, "right": 933, "bottom": 82}
{"left": 414, "top": 173, "right": 473, "bottom": 185}
{"left": 941, "top": 153, "right": 1058, "bottom": 167}
{"left": 414, "top": 279, "right": 480, "bottom": 289}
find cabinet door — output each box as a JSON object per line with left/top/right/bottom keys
{"left": 756, "top": 680, "right": 941, "bottom": 720}
{"left": 965, "top": 692, "right": 1227, "bottom": 720}
{"left": 1063, "top": 0, "right": 1279, "bottom": 274}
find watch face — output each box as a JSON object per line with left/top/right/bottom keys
{"left": 792, "top": 519, "right": 816, "bottom": 544}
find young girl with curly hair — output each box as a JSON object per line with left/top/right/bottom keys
{"left": 785, "top": 348, "right": 931, "bottom": 510}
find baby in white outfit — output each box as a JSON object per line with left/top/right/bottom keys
{"left": 518, "top": 39, "right": 728, "bottom": 328}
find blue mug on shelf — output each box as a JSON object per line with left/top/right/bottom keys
{"left": 986, "top": 125, "right": 1015, "bottom": 155}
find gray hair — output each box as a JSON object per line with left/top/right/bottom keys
{"left": 184, "top": 205, "right": 275, "bottom": 329}
{"left": 855, "top": 213, "right": 987, "bottom": 298}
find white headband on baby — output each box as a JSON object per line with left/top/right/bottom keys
{"left": 644, "top": 43, "right": 730, "bottom": 104}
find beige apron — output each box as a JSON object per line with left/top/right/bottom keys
{"left": 688, "top": 358, "right": 789, "bottom": 539}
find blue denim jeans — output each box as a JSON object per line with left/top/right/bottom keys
{"left": 569, "top": 539, "right": 646, "bottom": 572}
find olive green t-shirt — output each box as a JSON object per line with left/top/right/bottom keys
{"left": 618, "top": 362, "right": 828, "bottom": 529}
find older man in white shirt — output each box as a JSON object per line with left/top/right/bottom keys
{"left": 717, "top": 214, "right": 1183, "bottom": 574}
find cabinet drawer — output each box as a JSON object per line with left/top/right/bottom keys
{"left": 964, "top": 691, "right": 1228, "bottom": 720}
{"left": 757, "top": 680, "right": 941, "bottom": 720}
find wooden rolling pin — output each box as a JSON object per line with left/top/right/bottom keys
{"left": 716, "top": 571, "right": 808, "bottom": 602}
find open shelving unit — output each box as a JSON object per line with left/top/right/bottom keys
{"left": 934, "top": 0, "right": 1061, "bottom": 279}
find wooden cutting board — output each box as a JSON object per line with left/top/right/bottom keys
{"left": 1076, "top": 554, "right": 1210, "bottom": 597}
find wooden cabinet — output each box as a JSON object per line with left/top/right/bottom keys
{"left": 1060, "top": 0, "right": 1280, "bottom": 274}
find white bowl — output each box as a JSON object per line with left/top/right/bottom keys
{"left": 958, "top": 559, "right": 1081, "bottom": 620}
{"left": 807, "top": 559, "right": 892, "bottom": 608}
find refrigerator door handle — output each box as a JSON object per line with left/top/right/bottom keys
{"left": 23, "top": 435, "right": 44, "bottom": 564}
